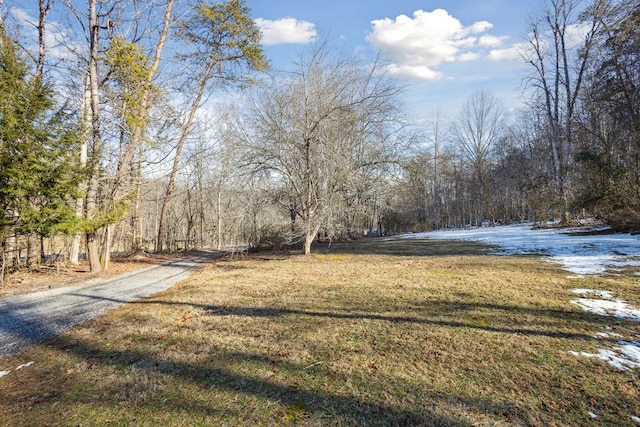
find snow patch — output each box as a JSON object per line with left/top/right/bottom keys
{"left": 568, "top": 289, "right": 640, "bottom": 370}
{"left": 571, "top": 298, "right": 640, "bottom": 321}
{"left": 568, "top": 288, "right": 640, "bottom": 321}
{"left": 0, "top": 361, "right": 35, "bottom": 379}
{"left": 16, "top": 361, "right": 34, "bottom": 370}
{"left": 569, "top": 342, "right": 640, "bottom": 371}
{"left": 570, "top": 289, "right": 614, "bottom": 299}
{"left": 404, "top": 223, "right": 640, "bottom": 276}
{"left": 595, "top": 332, "right": 622, "bottom": 338}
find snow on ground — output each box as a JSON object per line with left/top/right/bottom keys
{"left": 595, "top": 331, "right": 622, "bottom": 338}
{"left": 567, "top": 289, "right": 640, "bottom": 371}
{"left": 401, "top": 223, "right": 640, "bottom": 276}
{"left": 570, "top": 289, "right": 614, "bottom": 299}
{"left": 570, "top": 289, "right": 640, "bottom": 322}
{"left": 399, "top": 225, "right": 640, "bottom": 374}
{"left": 569, "top": 342, "right": 640, "bottom": 371}
{"left": 0, "top": 361, "right": 34, "bottom": 379}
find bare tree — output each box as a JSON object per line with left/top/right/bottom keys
{"left": 84, "top": 0, "right": 103, "bottom": 272}
{"left": 98, "top": 0, "right": 174, "bottom": 268}
{"left": 69, "top": 76, "right": 90, "bottom": 265}
{"left": 245, "top": 44, "right": 403, "bottom": 254}
{"left": 526, "top": 0, "right": 608, "bottom": 221}
{"left": 155, "top": 0, "right": 266, "bottom": 252}
{"left": 569, "top": 0, "right": 640, "bottom": 224}
{"left": 428, "top": 112, "right": 448, "bottom": 229}
{"left": 62, "top": 0, "right": 176, "bottom": 269}
{"left": 26, "top": 0, "right": 51, "bottom": 267}
{"left": 451, "top": 91, "right": 504, "bottom": 226}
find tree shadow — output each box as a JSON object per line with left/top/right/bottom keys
{"left": 1, "top": 244, "right": 632, "bottom": 424}
{"left": 201, "top": 303, "right": 618, "bottom": 342}
{"left": 40, "top": 334, "right": 523, "bottom": 426}
{"left": 2, "top": 287, "right": 629, "bottom": 424}
{"left": 315, "top": 238, "right": 494, "bottom": 257}
{"left": 59, "top": 293, "right": 623, "bottom": 343}
{"left": 0, "top": 253, "right": 223, "bottom": 357}
{"left": 0, "top": 303, "right": 60, "bottom": 356}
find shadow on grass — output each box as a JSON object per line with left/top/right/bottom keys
{"left": 45, "top": 335, "right": 521, "bottom": 426}
{"left": 0, "top": 253, "right": 223, "bottom": 357}
{"left": 315, "top": 238, "right": 495, "bottom": 257}
{"left": 50, "top": 338, "right": 468, "bottom": 426}
{"left": 66, "top": 293, "right": 620, "bottom": 343}
{"left": 3, "top": 291, "right": 626, "bottom": 424}
{"left": 202, "top": 304, "right": 616, "bottom": 342}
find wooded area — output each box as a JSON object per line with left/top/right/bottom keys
{"left": 0, "top": 0, "right": 638, "bottom": 278}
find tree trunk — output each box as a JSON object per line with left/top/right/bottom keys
{"left": 35, "top": 0, "right": 50, "bottom": 80}
{"left": 5, "top": 229, "right": 17, "bottom": 268}
{"left": 303, "top": 234, "right": 313, "bottom": 256}
{"left": 303, "top": 135, "right": 316, "bottom": 255}
{"left": 303, "top": 223, "right": 321, "bottom": 256}
{"left": 26, "top": 234, "right": 39, "bottom": 267}
{"left": 85, "top": 177, "right": 102, "bottom": 273}
{"left": 85, "top": 0, "right": 102, "bottom": 273}
{"left": 70, "top": 75, "right": 91, "bottom": 265}
{"left": 0, "top": 248, "right": 6, "bottom": 286}
{"left": 216, "top": 186, "right": 222, "bottom": 251}
{"left": 100, "top": 224, "right": 112, "bottom": 270}
{"left": 197, "top": 173, "right": 205, "bottom": 249}
{"left": 130, "top": 152, "right": 143, "bottom": 252}
{"left": 107, "top": 0, "right": 174, "bottom": 256}
{"left": 157, "top": 50, "right": 217, "bottom": 252}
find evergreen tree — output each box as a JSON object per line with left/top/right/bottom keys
{"left": 0, "top": 28, "right": 82, "bottom": 277}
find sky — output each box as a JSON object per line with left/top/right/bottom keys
{"left": 245, "top": 0, "right": 543, "bottom": 121}
{"left": 4, "top": 0, "right": 548, "bottom": 124}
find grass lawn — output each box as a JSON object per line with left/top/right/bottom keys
{"left": 1, "top": 238, "right": 639, "bottom": 426}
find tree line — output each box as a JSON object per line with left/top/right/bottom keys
{"left": 0, "top": 0, "right": 638, "bottom": 280}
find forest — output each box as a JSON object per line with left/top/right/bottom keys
{"left": 0, "top": 0, "right": 638, "bottom": 277}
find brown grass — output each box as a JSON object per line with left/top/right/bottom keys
{"left": 1, "top": 238, "right": 639, "bottom": 426}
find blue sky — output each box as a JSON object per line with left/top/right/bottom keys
{"left": 246, "top": 0, "right": 541, "bottom": 121}
{"left": 5, "top": 0, "right": 543, "bottom": 122}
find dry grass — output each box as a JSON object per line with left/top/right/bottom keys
{"left": 1, "top": 238, "right": 639, "bottom": 426}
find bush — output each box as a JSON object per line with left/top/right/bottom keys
{"left": 252, "top": 225, "right": 290, "bottom": 250}
{"left": 607, "top": 208, "right": 640, "bottom": 233}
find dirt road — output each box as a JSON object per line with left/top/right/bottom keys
{"left": 0, "top": 252, "right": 221, "bottom": 357}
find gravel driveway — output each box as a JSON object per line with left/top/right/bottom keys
{"left": 0, "top": 252, "right": 221, "bottom": 357}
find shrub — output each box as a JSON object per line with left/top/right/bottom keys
{"left": 252, "top": 225, "right": 290, "bottom": 250}
{"left": 607, "top": 208, "right": 640, "bottom": 233}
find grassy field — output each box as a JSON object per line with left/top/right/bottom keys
{"left": 1, "top": 238, "right": 639, "bottom": 426}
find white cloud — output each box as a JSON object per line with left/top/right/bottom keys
{"left": 458, "top": 52, "right": 480, "bottom": 61}
{"left": 367, "top": 9, "right": 502, "bottom": 81}
{"left": 488, "top": 46, "right": 522, "bottom": 61}
{"left": 468, "top": 21, "right": 493, "bottom": 34}
{"left": 489, "top": 36, "right": 546, "bottom": 63}
{"left": 565, "top": 22, "right": 592, "bottom": 49}
{"left": 496, "top": 22, "right": 593, "bottom": 64}
{"left": 9, "top": 7, "right": 81, "bottom": 61}
{"left": 9, "top": 7, "right": 36, "bottom": 26}
{"left": 385, "top": 63, "right": 442, "bottom": 80}
{"left": 479, "top": 35, "right": 508, "bottom": 48}
{"left": 255, "top": 18, "right": 317, "bottom": 45}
